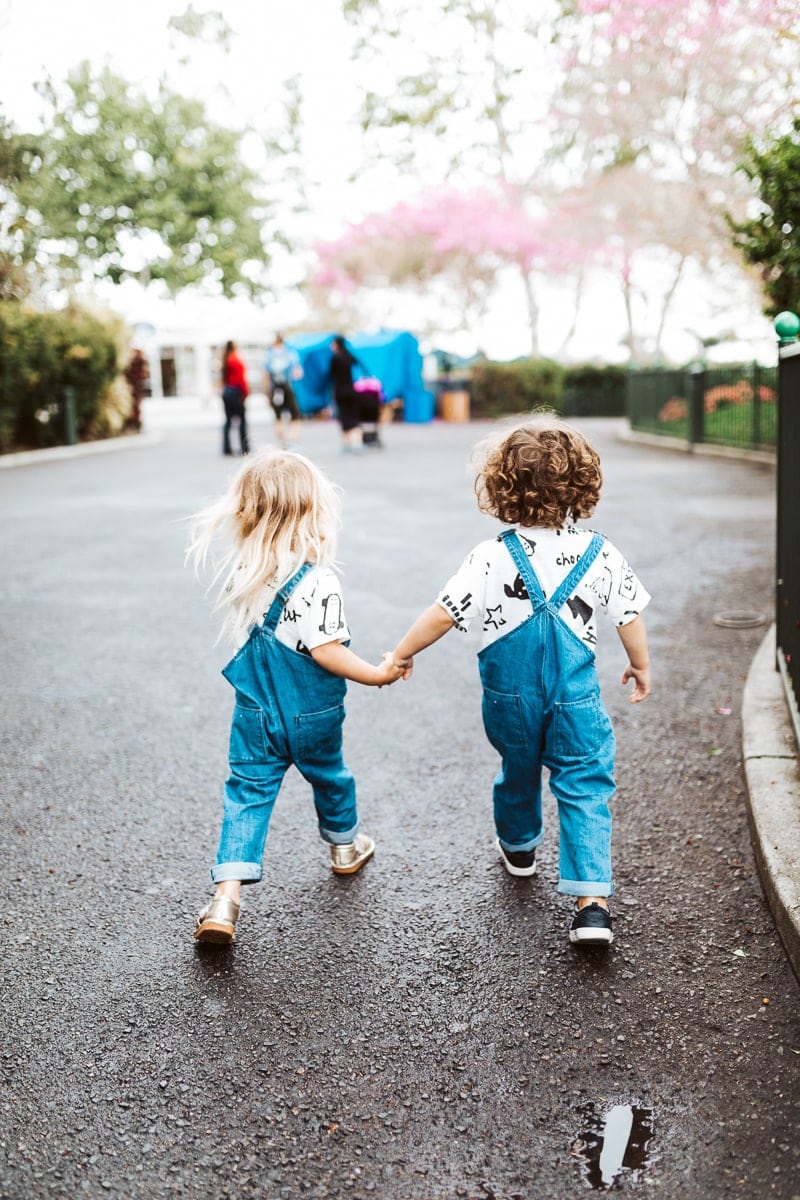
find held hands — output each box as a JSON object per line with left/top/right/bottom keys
{"left": 622, "top": 663, "right": 650, "bottom": 704}
{"left": 375, "top": 651, "right": 414, "bottom": 687}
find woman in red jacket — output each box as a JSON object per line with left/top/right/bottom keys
{"left": 221, "top": 340, "right": 250, "bottom": 456}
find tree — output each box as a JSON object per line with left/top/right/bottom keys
{"left": 340, "top": 0, "right": 564, "bottom": 351}
{"left": 0, "top": 112, "right": 39, "bottom": 300}
{"left": 730, "top": 119, "right": 800, "bottom": 316}
{"left": 338, "top": 1, "right": 800, "bottom": 357}
{"left": 12, "top": 62, "right": 270, "bottom": 297}
{"left": 314, "top": 184, "right": 591, "bottom": 352}
{"left": 552, "top": 1, "right": 800, "bottom": 347}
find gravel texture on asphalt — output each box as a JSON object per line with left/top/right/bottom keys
{"left": 1, "top": 418, "right": 797, "bottom": 1199}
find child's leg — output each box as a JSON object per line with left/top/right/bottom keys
{"left": 297, "top": 753, "right": 359, "bottom": 846}
{"left": 195, "top": 763, "right": 287, "bottom": 944}
{"left": 492, "top": 745, "right": 545, "bottom": 855}
{"left": 547, "top": 752, "right": 615, "bottom": 901}
{"left": 295, "top": 741, "right": 374, "bottom": 872}
{"left": 212, "top": 755, "right": 288, "bottom": 886}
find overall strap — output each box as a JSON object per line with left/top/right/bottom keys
{"left": 499, "top": 530, "right": 546, "bottom": 604}
{"left": 548, "top": 532, "right": 605, "bottom": 611}
{"left": 262, "top": 562, "right": 314, "bottom": 632}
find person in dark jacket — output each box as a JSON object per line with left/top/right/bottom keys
{"left": 329, "top": 335, "right": 363, "bottom": 452}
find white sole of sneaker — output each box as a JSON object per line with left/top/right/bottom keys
{"left": 495, "top": 837, "right": 537, "bottom": 877}
{"left": 569, "top": 927, "right": 613, "bottom": 945}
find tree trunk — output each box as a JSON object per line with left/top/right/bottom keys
{"left": 520, "top": 266, "right": 540, "bottom": 358}
{"left": 653, "top": 255, "right": 687, "bottom": 360}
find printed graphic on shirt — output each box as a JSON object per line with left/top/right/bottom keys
{"left": 618, "top": 561, "right": 637, "bottom": 600}
{"left": 588, "top": 556, "right": 613, "bottom": 607}
{"left": 504, "top": 574, "right": 529, "bottom": 601}
{"left": 484, "top": 604, "right": 506, "bottom": 631}
{"left": 271, "top": 566, "right": 350, "bottom": 654}
{"left": 440, "top": 591, "right": 473, "bottom": 625}
{"left": 566, "top": 595, "right": 593, "bottom": 625}
{"left": 319, "top": 593, "right": 344, "bottom": 636}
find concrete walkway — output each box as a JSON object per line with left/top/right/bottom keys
{"left": 5, "top": 401, "right": 798, "bottom": 986}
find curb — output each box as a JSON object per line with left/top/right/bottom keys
{"left": 0, "top": 432, "right": 162, "bottom": 469}
{"left": 619, "top": 425, "right": 776, "bottom": 466}
{"left": 742, "top": 625, "right": 800, "bottom": 983}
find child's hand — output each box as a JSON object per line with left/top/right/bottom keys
{"left": 389, "top": 650, "right": 413, "bottom": 681}
{"left": 622, "top": 663, "right": 650, "bottom": 703}
{"left": 375, "top": 653, "right": 410, "bottom": 687}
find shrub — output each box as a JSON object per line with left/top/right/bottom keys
{"left": 561, "top": 364, "right": 628, "bottom": 417}
{"left": 0, "top": 302, "right": 121, "bottom": 452}
{"left": 469, "top": 358, "right": 565, "bottom": 418}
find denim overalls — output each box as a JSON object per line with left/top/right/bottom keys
{"left": 211, "top": 563, "right": 359, "bottom": 884}
{"left": 478, "top": 531, "right": 616, "bottom": 897}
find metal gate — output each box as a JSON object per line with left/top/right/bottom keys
{"left": 776, "top": 342, "right": 800, "bottom": 745}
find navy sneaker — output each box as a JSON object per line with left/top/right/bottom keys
{"left": 569, "top": 902, "right": 613, "bottom": 946}
{"left": 496, "top": 837, "right": 537, "bottom": 878}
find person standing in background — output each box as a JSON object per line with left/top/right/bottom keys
{"left": 264, "top": 333, "right": 303, "bottom": 449}
{"left": 329, "top": 335, "right": 363, "bottom": 453}
{"left": 221, "top": 339, "right": 249, "bottom": 456}
{"left": 123, "top": 347, "right": 150, "bottom": 432}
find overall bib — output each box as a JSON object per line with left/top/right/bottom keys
{"left": 211, "top": 563, "right": 359, "bottom": 885}
{"left": 478, "top": 531, "right": 616, "bottom": 897}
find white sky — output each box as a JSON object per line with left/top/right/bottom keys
{"left": 0, "top": 0, "right": 779, "bottom": 363}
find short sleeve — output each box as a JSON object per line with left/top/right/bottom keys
{"left": 278, "top": 567, "right": 350, "bottom": 652}
{"left": 436, "top": 546, "right": 489, "bottom": 632}
{"left": 585, "top": 540, "right": 650, "bottom": 627}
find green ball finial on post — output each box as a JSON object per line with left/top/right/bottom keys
{"left": 774, "top": 310, "right": 800, "bottom": 344}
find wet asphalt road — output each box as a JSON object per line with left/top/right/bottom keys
{"left": 1, "top": 416, "right": 798, "bottom": 1199}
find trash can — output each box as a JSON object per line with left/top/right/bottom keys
{"left": 441, "top": 389, "right": 470, "bottom": 422}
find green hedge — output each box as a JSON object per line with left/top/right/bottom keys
{"left": 469, "top": 358, "right": 565, "bottom": 418}
{"left": 0, "top": 302, "right": 121, "bottom": 453}
{"left": 561, "top": 364, "right": 628, "bottom": 417}
{"left": 465, "top": 359, "right": 627, "bottom": 419}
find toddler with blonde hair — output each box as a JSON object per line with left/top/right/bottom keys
{"left": 188, "top": 449, "right": 403, "bottom": 944}
{"left": 389, "top": 417, "right": 651, "bottom": 946}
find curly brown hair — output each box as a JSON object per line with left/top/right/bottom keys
{"left": 474, "top": 418, "right": 602, "bottom": 528}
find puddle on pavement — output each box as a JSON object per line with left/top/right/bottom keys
{"left": 571, "top": 1102, "right": 655, "bottom": 1190}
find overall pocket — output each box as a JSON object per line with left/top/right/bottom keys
{"left": 482, "top": 687, "right": 527, "bottom": 750}
{"left": 294, "top": 703, "right": 345, "bottom": 761}
{"left": 550, "top": 693, "right": 612, "bottom": 759}
{"left": 229, "top": 701, "right": 269, "bottom": 765}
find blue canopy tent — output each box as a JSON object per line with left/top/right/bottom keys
{"left": 285, "top": 330, "right": 434, "bottom": 423}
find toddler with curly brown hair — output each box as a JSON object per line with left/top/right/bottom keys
{"left": 389, "top": 416, "right": 651, "bottom": 946}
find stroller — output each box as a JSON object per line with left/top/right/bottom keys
{"left": 353, "top": 376, "right": 385, "bottom": 448}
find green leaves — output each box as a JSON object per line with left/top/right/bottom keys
{"left": 730, "top": 119, "right": 800, "bottom": 316}
{"left": 10, "top": 62, "right": 270, "bottom": 297}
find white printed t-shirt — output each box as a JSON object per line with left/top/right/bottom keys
{"left": 255, "top": 565, "right": 349, "bottom": 656}
{"left": 437, "top": 524, "right": 650, "bottom": 652}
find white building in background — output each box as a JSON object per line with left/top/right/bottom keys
{"left": 126, "top": 291, "right": 292, "bottom": 402}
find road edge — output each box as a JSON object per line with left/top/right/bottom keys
{"left": 742, "top": 624, "right": 800, "bottom": 983}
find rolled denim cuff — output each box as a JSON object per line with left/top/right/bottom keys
{"left": 211, "top": 860, "right": 262, "bottom": 884}
{"left": 497, "top": 833, "right": 543, "bottom": 854}
{"left": 318, "top": 822, "right": 359, "bottom": 846}
{"left": 559, "top": 877, "right": 614, "bottom": 898}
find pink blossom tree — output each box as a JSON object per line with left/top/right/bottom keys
{"left": 313, "top": 185, "right": 592, "bottom": 355}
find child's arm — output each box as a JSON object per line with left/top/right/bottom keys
{"left": 390, "top": 604, "right": 456, "bottom": 675}
{"left": 617, "top": 614, "right": 651, "bottom": 703}
{"left": 310, "top": 641, "right": 406, "bottom": 687}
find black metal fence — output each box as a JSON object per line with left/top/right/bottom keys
{"left": 628, "top": 362, "right": 778, "bottom": 451}
{"left": 776, "top": 343, "right": 800, "bottom": 737}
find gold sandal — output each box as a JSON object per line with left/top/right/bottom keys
{"left": 193, "top": 895, "right": 240, "bottom": 944}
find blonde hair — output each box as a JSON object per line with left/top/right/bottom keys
{"left": 473, "top": 415, "right": 602, "bottom": 529}
{"left": 187, "top": 449, "right": 341, "bottom": 643}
